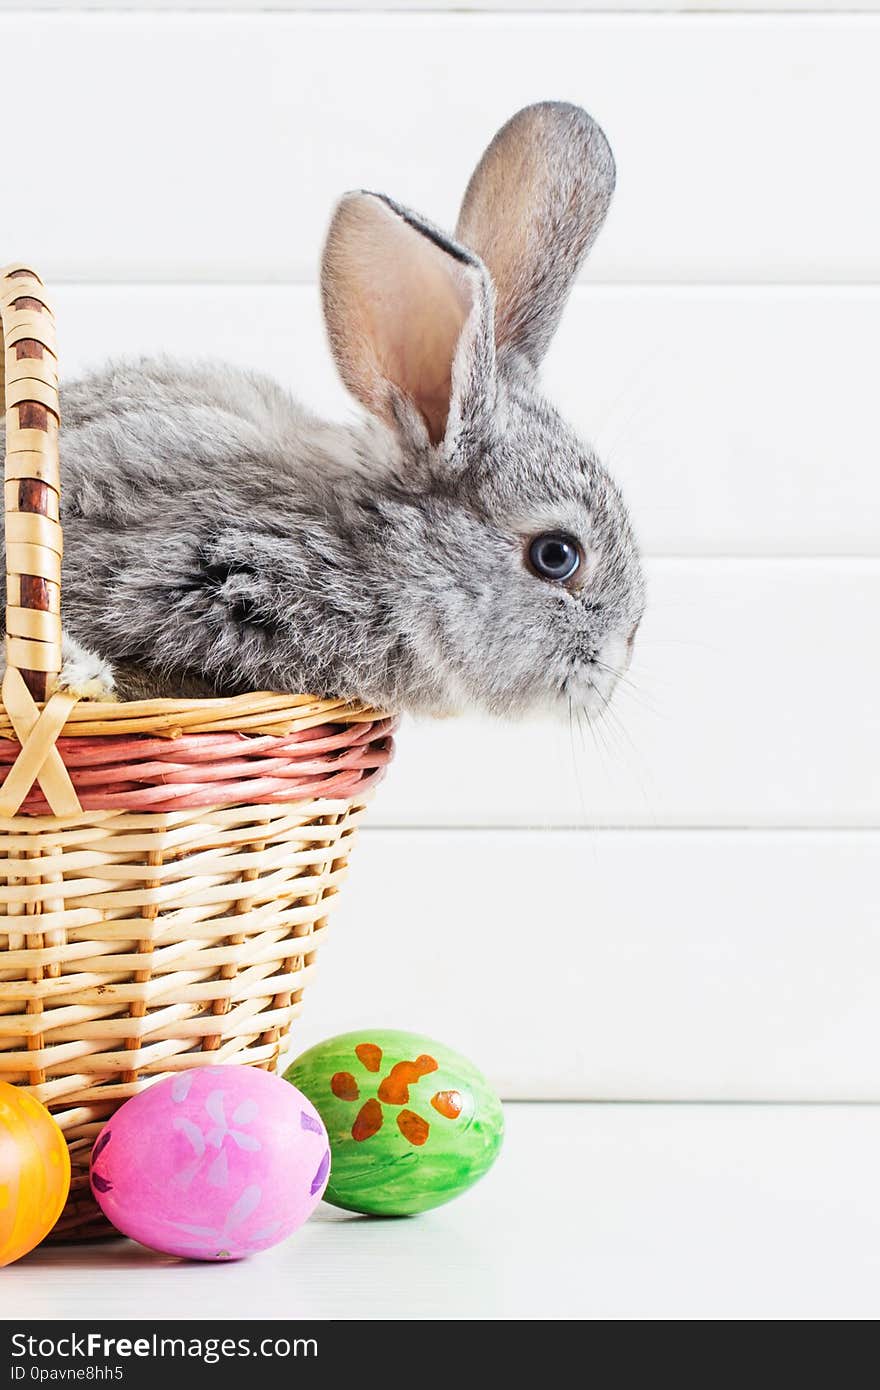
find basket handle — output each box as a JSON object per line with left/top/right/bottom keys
{"left": 0, "top": 265, "right": 62, "bottom": 703}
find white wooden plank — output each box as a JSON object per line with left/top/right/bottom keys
{"left": 53, "top": 284, "right": 880, "bottom": 556}
{"left": 42, "top": 292, "right": 880, "bottom": 824}
{"left": 5, "top": 14, "right": 880, "bottom": 282}
{"left": 14, "top": 2, "right": 880, "bottom": 14}
{"left": 291, "top": 829, "right": 880, "bottom": 1100}
{"left": 20, "top": 1106, "right": 880, "bottom": 1321}
{"left": 547, "top": 288, "right": 880, "bottom": 557}
{"left": 39, "top": 280, "right": 880, "bottom": 822}
{"left": 370, "top": 559, "right": 879, "bottom": 827}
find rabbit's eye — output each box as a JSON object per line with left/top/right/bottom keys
{"left": 527, "top": 533, "right": 582, "bottom": 583}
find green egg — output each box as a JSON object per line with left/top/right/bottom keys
{"left": 284, "top": 1029, "right": 504, "bottom": 1216}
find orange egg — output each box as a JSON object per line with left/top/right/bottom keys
{"left": 0, "top": 1083, "right": 70, "bottom": 1265}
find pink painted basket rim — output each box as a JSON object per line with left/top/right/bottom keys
{"left": 0, "top": 716, "right": 396, "bottom": 816}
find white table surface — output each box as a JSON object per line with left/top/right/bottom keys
{"left": 8, "top": 1103, "right": 880, "bottom": 1321}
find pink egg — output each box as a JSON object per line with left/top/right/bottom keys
{"left": 90, "top": 1066, "right": 330, "bottom": 1260}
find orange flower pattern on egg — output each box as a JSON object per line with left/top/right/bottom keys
{"left": 330, "top": 1047, "right": 463, "bottom": 1146}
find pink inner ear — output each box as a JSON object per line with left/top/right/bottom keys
{"left": 372, "top": 220, "right": 471, "bottom": 442}
{"left": 322, "top": 194, "right": 475, "bottom": 444}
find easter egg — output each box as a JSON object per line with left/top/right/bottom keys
{"left": 89, "top": 1066, "right": 330, "bottom": 1260}
{"left": 285, "top": 1029, "right": 503, "bottom": 1216}
{"left": 0, "top": 1083, "right": 71, "bottom": 1265}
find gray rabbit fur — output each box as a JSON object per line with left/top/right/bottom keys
{"left": 1, "top": 102, "right": 645, "bottom": 717}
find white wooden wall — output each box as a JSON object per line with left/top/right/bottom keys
{"left": 3, "top": 4, "right": 878, "bottom": 1097}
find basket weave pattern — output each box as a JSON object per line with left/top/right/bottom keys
{"left": 0, "top": 266, "right": 393, "bottom": 1238}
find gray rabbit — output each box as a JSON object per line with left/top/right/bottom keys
{"left": 2, "top": 102, "right": 645, "bottom": 716}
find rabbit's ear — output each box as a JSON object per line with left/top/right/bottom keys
{"left": 321, "top": 192, "right": 495, "bottom": 447}
{"left": 455, "top": 102, "right": 615, "bottom": 367}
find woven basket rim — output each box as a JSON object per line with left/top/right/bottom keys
{"left": 0, "top": 714, "right": 395, "bottom": 815}
{"left": 0, "top": 690, "right": 389, "bottom": 742}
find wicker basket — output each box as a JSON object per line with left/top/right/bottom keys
{"left": 0, "top": 264, "right": 394, "bottom": 1240}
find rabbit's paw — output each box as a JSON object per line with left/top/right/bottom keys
{"left": 59, "top": 634, "right": 117, "bottom": 703}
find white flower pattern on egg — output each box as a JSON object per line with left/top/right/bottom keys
{"left": 172, "top": 1089, "right": 262, "bottom": 1191}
